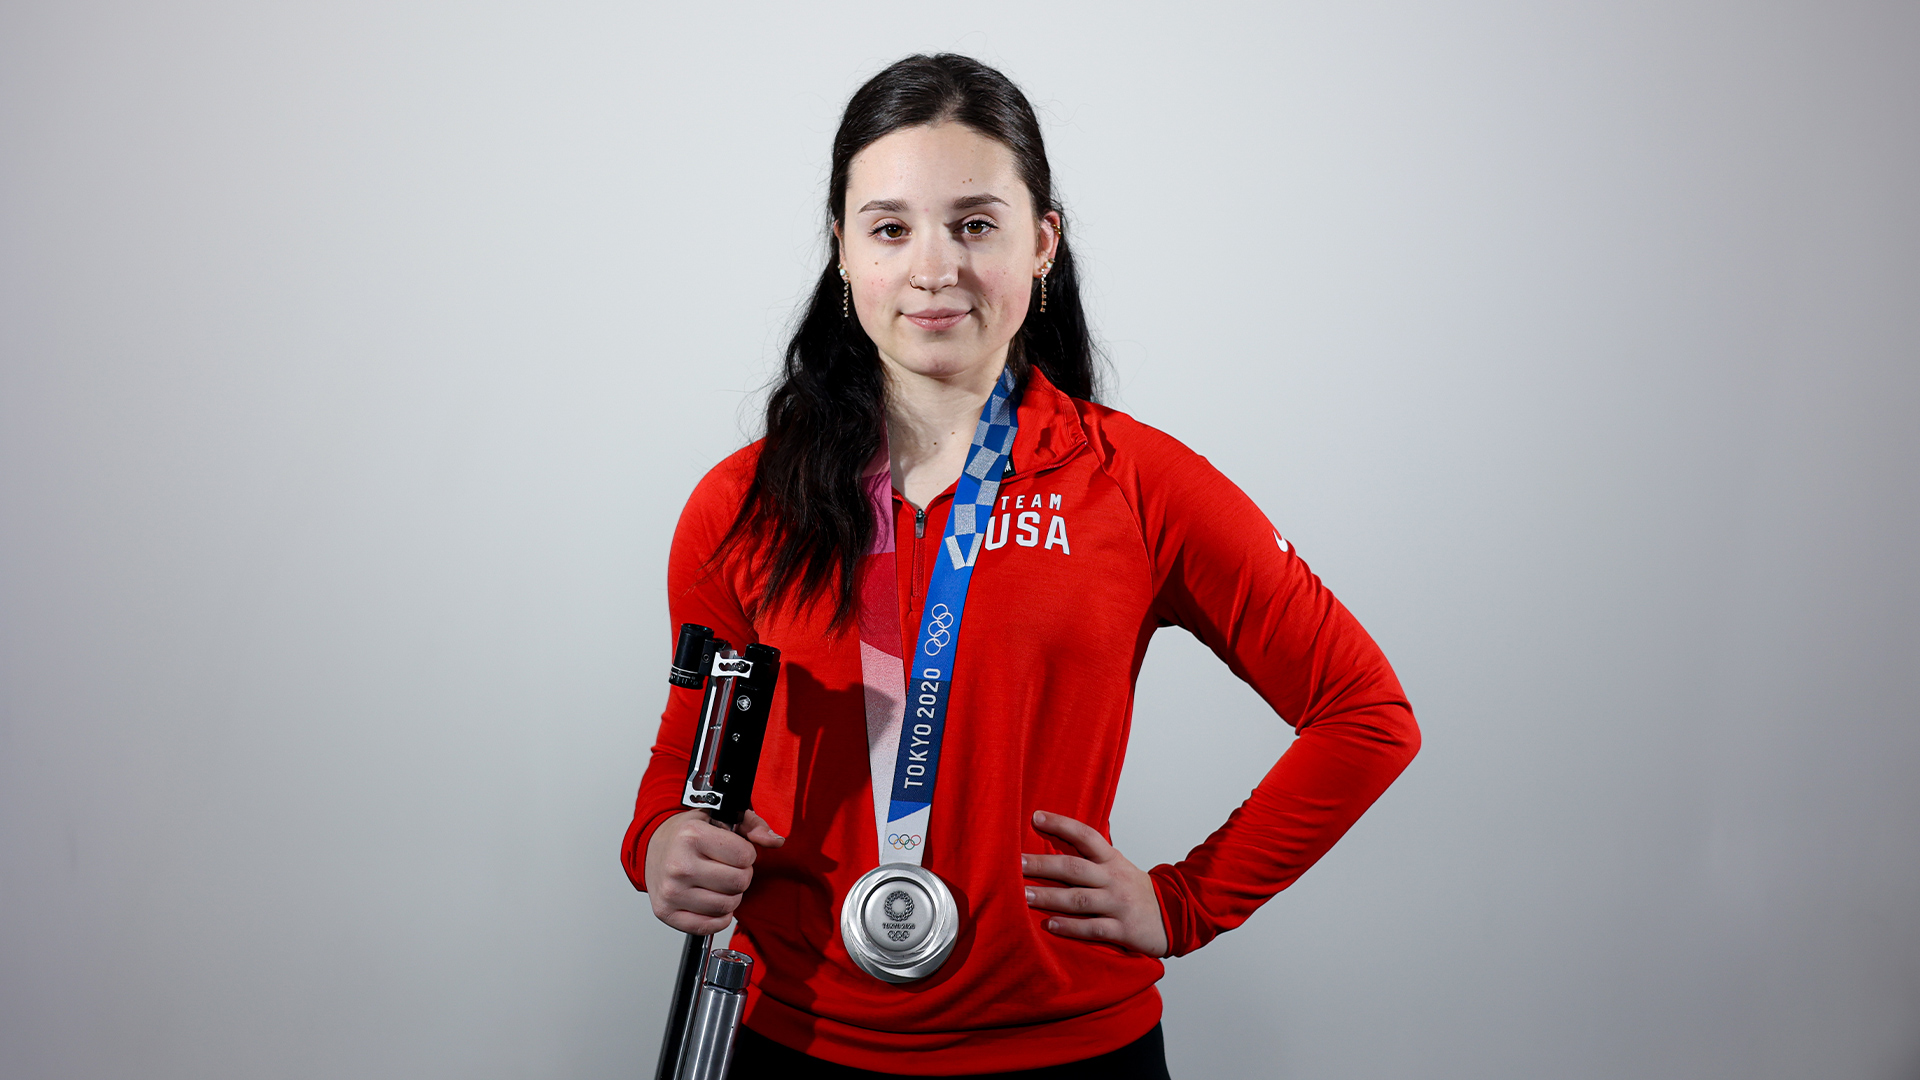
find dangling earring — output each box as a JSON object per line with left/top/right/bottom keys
{"left": 839, "top": 266, "right": 850, "bottom": 318}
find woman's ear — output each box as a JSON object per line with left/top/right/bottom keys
{"left": 832, "top": 220, "right": 844, "bottom": 267}
{"left": 1037, "top": 212, "right": 1061, "bottom": 265}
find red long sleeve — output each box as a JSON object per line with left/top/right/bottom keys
{"left": 1100, "top": 417, "right": 1421, "bottom": 956}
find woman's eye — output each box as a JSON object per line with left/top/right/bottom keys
{"left": 962, "top": 220, "right": 995, "bottom": 236}
{"left": 871, "top": 223, "right": 906, "bottom": 239}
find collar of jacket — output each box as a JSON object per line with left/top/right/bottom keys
{"left": 1007, "top": 364, "right": 1089, "bottom": 478}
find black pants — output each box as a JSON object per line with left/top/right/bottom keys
{"left": 726, "top": 1023, "right": 1171, "bottom": 1079}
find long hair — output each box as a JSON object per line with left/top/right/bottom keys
{"left": 721, "top": 54, "right": 1101, "bottom": 626}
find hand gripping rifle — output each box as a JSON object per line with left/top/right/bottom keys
{"left": 653, "top": 624, "right": 780, "bottom": 1080}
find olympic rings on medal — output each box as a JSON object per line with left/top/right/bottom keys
{"left": 887, "top": 833, "right": 923, "bottom": 850}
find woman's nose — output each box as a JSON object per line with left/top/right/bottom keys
{"left": 907, "top": 236, "right": 960, "bottom": 292}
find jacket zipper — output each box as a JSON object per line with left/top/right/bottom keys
{"left": 908, "top": 503, "right": 927, "bottom": 624}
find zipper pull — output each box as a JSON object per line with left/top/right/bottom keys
{"left": 914, "top": 507, "right": 927, "bottom": 539}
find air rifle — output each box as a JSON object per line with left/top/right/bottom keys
{"left": 653, "top": 623, "right": 780, "bottom": 1080}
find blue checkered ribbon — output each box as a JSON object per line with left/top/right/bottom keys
{"left": 882, "top": 368, "right": 1018, "bottom": 865}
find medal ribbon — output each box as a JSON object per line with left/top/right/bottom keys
{"left": 856, "top": 369, "right": 1018, "bottom": 868}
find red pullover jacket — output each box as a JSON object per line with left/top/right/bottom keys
{"left": 622, "top": 368, "right": 1419, "bottom": 1073}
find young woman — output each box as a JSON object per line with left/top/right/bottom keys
{"left": 622, "top": 54, "right": 1419, "bottom": 1078}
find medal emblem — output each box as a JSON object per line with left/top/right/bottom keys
{"left": 840, "top": 864, "right": 959, "bottom": 984}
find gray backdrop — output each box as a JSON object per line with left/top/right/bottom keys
{"left": 2, "top": 2, "right": 1915, "bottom": 1077}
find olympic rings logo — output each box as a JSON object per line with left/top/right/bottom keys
{"left": 887, "top": 833, "right": 922, "bottom": 850}
{"left": 924, "top": 604, "right": 954, "bottom": 655}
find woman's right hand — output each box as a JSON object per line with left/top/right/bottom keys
{"left": 644, "top": 808, "right": 786, "bottom": 934}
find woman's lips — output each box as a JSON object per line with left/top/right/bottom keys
{"left": 904, "top": 308, "right": 968, "bottom": 332}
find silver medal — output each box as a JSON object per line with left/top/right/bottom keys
{"left": 839, "top": 863, "right": 959, "bottom": 984}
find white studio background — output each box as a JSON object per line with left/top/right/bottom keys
{"left": 2, "top": 2, "right": 1916, "bottom": 1078}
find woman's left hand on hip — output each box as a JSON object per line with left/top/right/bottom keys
{"left": 1022, "top": 810, "right": 1170, "bottom": 958}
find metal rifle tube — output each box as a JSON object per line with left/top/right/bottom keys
{"left": 653, "top": 932, "right": 710, "bottom": 1080}
{"left": 674, "top": 950, "right": 753, "bottom": 1080}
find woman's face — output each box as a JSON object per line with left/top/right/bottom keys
{"left": 837, "top": 122, "right": 1059, "bottom": 390}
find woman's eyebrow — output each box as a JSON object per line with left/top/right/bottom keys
{"left": 951, "top": 193, "right": 1008, "bottom": 211}
{"left": 854, "top": 193, "right": 1011, "bottom": 215}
